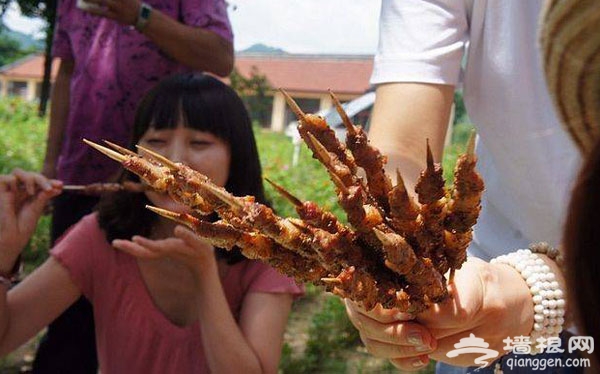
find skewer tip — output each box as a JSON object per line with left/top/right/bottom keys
{"left": 328, "top": 90, "right": 356, "bottom": 135}
{"left": 279, "top": 89, "right": 305, "bottom": 120}
{"left": 466, "top": 131, "right": 476, "bottom": 159}
{"left": 135, "top": 145, "right": 179, "bottom": 170}
{"left": 83, "top": 138, "right": 127, "bottom": 163}
{"left": 145, "top": 205, "right": 181, "bottom": 221}
{"left": 321, "top": 277, "right": 343, "bottom": 285}
{"left": 305, "top": 132, "right": 349, "bottom": 194}
{"left": 103, "top": 140, "right": 137, "bottom": 156}
{"left": 145, "top": 205, "right": 200, "bottom": 229}
{"left": 264, "top": 178, "right": 303, "bottom": 207}
{"left": 288, "top": 218, "right": 308, "bottom": 231}
{"left": 62, "top": 185, "right": 86, "bottom": 191}
{"left": 329, "top": 173, "right": 350, "bottom": 195}
{"left": 305, "top": 132, "right": 332, "bottom": 163}
{"left": 425, "top": 139, "right": 434, "bottom": 169}
{"left": 373, "top": 228, "right": 394, "bottom": 246}
{"left": 201, "top": 182, "right": 244, "bottom": 210}
{"left": 395, "top": 169, "right": 407, "bottom": 192}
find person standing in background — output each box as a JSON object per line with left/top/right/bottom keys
{"left": 37, "top": 0, "right": 233, "bottom": 372}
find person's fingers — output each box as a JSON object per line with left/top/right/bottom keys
{"left": 49, "top": 179, "right": 63, "bottom": 189}
{"left": 8, "top": 175, "right": 18, "bottom": 195}
{"left": 0, "top": 176, "right": 17, "bottom": 226}
{"left": 174, "top": 226, "right": 211, "bottom": 252}
{"left": 85, "top": 6, "right": 111, "bottom": 18}
{"left": 112, "top": 239, "right": 161, "bottom": 259}
{"left": 347, "top": 308, "right": 434, "bottom": 349}
{"left": 12, "top": 168, "right": 37, "bottom": 195}
{"left": 360, "top": 331, "right": 436, "bottom": 359}
{"left": 389, "top": 355, "right": 431, "bottom": 372}
{"left": 131, "top": 235, "right": 188, "bottom": 257}
{"left": 0, "top": 175, "right": 16, "bottom": 192}
{"left": 32, "top": 173, "right": 52, "bottom": 191}
{"left": 345, "top": 299, "right": 414, "bottom": 324}
{"left": 31, "top": 189, "right": 57, "bottom": 212}
{"left": 103, "top": 0, "right": 119, "bottom": 10}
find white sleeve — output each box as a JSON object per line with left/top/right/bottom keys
{"left": 371, "top": 0, "right": 469, "bottom": 86}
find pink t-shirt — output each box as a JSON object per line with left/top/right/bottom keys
{"left": 50, "top": 214, "right": 304, "bottom": 373}
{"left": 52, "top": 0, "right": 233, "bottom": 184}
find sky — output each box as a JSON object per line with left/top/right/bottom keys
{"left": 2, "top": 0, "right": 381, "bottom": 54}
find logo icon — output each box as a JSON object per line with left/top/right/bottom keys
{"left": 446, "top": 333, "right": 500, "bottom": 368}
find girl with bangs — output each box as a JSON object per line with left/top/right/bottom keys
{"left": 0, "top": 73, "right": 303, "bottom": 374}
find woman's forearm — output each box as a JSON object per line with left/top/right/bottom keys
{"left": 0, "top": 259, "right": 80, "bottom": 356}
{"left": 368, "top": 83, "right": 455, "bottom": 191}
{"left": 0, "top": 286, "right": 11, "bottom": 353}
{"left": 140, "top": 9, "right": 234, "bottom": 76}
{"left": 195, "top": 264, "right": 264, "bottom": 374}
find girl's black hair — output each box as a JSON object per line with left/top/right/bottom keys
{"left": 97, "top": 73, "right": 268, "bottom": 264}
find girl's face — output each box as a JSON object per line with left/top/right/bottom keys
{"left": 139, "top": 125, "right": 231, "bottom": 213}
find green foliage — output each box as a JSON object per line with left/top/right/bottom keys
{"left": 0, "top": 97, "right": 47, "bottom": 173}
{"left": 453, "top": 91, "right": 469, "bottom": 125}
{"left": 280, "top": 296, "right": 360, "bottom": 373}
{"left": 0, "top": 27, "right": 37, "bottom": 67}
{"left": 230, "top": 67, "right": 272, "bottom": 126}
{"left": 254, "top": 127, "right": 345, "bottom": 222}
{"left": 0, "top": 97, "right": 51, "bottom": 270}
{"left": 442, "top": 121, "right": 475, "bottom": 183}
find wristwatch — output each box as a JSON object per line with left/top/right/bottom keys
{"left": 134, "top": 2, "right": 153, "bottom": 31}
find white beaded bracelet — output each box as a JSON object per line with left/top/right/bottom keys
{"left": 529, "top": 241, "right": 564, "bottom": 269}
{"left": 491, "top": 249, "right": 565, "bottom": 354}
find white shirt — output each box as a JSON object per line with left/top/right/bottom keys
{"left": 371, "top": 0, "right": 581, "bottom": 260}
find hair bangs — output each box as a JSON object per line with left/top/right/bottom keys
{"left": 179, "top": 87, "right": 231, "bottom": 142}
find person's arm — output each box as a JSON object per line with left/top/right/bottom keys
{"left": 368, "top": 82, "right": 455, "bottom": 190}
{"left": 84, "top": 0, "right": 234, "bottom": 76}
{"left": 0, "top": 170, "right": 79, "bottom": 355}
{"left": 138, "top": 9, "right": 233, "bottom": 77}
{"left": 197, "top": 272, "right": 293, "bottom": 374}
{"left": 42, "top": 59, "right": 74, "bottom": 179}
{"left": 0, "top": 258, "right": 81, "bottom": 355}
{"left": 113, "top": 227, "right": 293, "bottom": 373}
{"left": 236, "top": 292, "right": 294, "bottom": 373}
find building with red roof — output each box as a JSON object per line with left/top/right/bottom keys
{"left": 0, "top": 52, "right": 374, "bottom": 131}
{"left": 0, "top": 54, "right": 59, "bottom": 101}
{"left": 235, "top": 53, "right": 373, "bottom": 131}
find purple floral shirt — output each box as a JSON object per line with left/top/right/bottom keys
{"left": 53, "top": 0, "right": 233, "bottom": 184}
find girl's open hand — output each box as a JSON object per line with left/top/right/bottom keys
{"left": 112, "top": 225, "right": 216, "bottom": 276}
{"left": 0, "top": 169, "right": 62, "bottom": 271}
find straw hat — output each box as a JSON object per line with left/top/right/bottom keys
{"left": 540, "top": 0, "right": 600, "bottom": 154}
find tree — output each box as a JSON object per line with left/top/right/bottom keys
{"left": 0, "top": 28, "right": 27, "bottom": 66}
{"left": 1, "top": 0, "right": 55, "bottom": 116}
{"left": 229, "top": 66, "right": 272, "bottom": 127}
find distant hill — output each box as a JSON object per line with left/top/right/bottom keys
{"left": 0, "top": 25, "right": 44, "bottom": 51}
{"left": 239, "top": 43, "right": 287, "bottom": 55}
